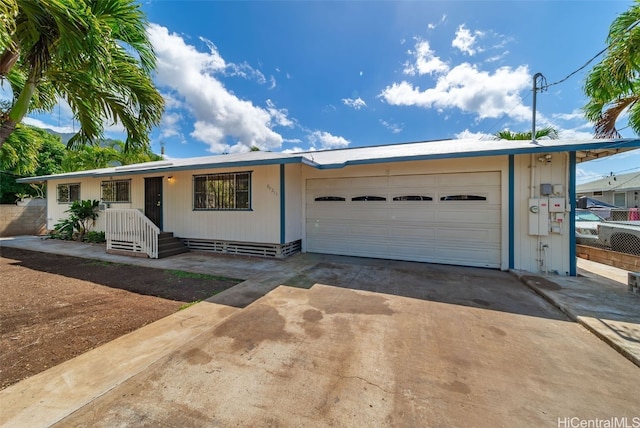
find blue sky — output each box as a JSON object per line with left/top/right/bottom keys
{"left": 17, "top": 0, "right": 640, "bottom": 183}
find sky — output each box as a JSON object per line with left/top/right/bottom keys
{"left": 13, "top": 0, "right": 640, "bottom": 184}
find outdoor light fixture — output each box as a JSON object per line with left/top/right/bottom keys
{"left": 167, "top": 176, "right": 174, "bottom": 182}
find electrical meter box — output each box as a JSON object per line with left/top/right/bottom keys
{"left": 540, "top": 183, "right": 553, "bottom": 196}
{"left": 548, "top": 198, "right": 565, "bottom": 213}
{"left": 528, "top": 198, "right": 549, "bottom": 235}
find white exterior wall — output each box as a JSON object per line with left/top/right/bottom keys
{"left": 301, "top": 156, "right": 511, "bottom": 270}
{"left": 44, "top": 153, "right": 575, "bottom": 274}
{"left": 46, "top": 165, "right": 284, "bottom": 244}
{"left": 284, "top": 164, "right": 303, "bottom": 243}
{"left": 161, "top": 165, "right": 281, "bottom": 243}
{"left": 512, "top": 153, "right": 571, "bottom": 275}
{"left": 46, "top": 176, "right": 142, "bottom": 231}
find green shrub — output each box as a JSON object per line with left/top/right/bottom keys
{"left": 50, "top": 200, "right": 100, "bottom": 242}
{"left": 83, "top": 231, "right": 106, "bottom": 243}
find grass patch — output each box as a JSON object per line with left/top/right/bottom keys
{"left": 167, "top": 269, "right": 242, "bottom": 283}
{"left": 178, "top": 301, "right": 201, "bottom": 311}
{"left": 87, "top": 260, "right": 114, "bottom": 267}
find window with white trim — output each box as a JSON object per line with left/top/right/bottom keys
{"left": 193, "top": 172, "right": 251, "bottom": 210}
{"left": 101, "top": 180, "right": 131, "bottom": 203}
{"left": 57, "top": 183, "right": 80, "bottom": 203}
{"left": 614, "top": 192, "right": 626, "bottom": 207}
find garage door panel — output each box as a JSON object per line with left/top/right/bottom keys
{"left": 306, "top": 172, "right": 501, "bottom": 268}
{"left": 389, "top": 175, "right": 438, "bottom": 187}
{"left": 435, "top": 210, "right": 500, "bottom": 224}
{"left": 437, "top": 171, "right": 499, "bottom": 186}
{"left": 435, "top": 227, "right": 500, "bottom": 242}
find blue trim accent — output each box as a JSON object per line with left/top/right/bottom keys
{"left": 569, "top": 152, "right": 577, "bottom": 276}
{"left": 280, "top": 164, "right": 285, "bottom": 245}
{"left": 508, "top": 155, "right": 515, "bottom": 270}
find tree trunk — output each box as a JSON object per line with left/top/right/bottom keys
{"left": 0, "top": 118, "right": 17, "bottom": 149}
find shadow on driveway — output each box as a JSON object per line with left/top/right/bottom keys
{"left": 282, "top": 255, "right": 569, "bottom": 321}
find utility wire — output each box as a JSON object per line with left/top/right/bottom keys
{"left": 485, "top": 19, "right": 640, "bottom": 136}
{"left": 543, "top": 19, "right": 640, "bottom": 90}
{"left": 541, "top": 47, "right": 607, "bottom": 90}
{"left": 483, "top": 91, "right": 532, "bottom": 135}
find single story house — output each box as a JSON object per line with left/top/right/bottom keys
{"left": 18, "top": 138, "right": 640, "bottom": 276}
{"left": 577, "top": 171, "right": 640, "bottom": 208}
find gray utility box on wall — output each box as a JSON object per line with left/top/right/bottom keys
{"left": 629, "top": 272, "right": 639, "bottom": 293}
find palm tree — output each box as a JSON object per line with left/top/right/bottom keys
{"left": 61, "top": 140, "right": 162, "bottom": 172}
{"left": 494, "top": 127, "right": 559, "bottom": 140}
{"left": 0, "top": 0, "right": 164, "bottom": 151}
{"left": 584, "top": 2, "right": 640, "bottom": 138}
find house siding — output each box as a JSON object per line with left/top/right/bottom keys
{"left": 162, "top": 165, "right": 281, "bottom": 243}
{"left": 512, "top": 153, "right": 571, "bottom": 275}
{"left": 42, "top": 151, "right": 574, "bottom": 274}
{"left": 284, "top": 163, "right": 303, "bottom": 243}
{"left": 46, "top": 165, "right": 284, "bottom": 245}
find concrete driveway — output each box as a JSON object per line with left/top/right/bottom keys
{"left": 1, "top": 245, "right": 639, "bottom": 426}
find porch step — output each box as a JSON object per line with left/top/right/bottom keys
{"left": 158, "top": 232, "right": 189, "bottom": 258}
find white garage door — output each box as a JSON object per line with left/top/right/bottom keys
{"left": 305, "top": 172, "right": 501, "bottom": 268}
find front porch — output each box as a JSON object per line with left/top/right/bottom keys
{"left": 105, "top": 209, "right": 188, "bottom": 259}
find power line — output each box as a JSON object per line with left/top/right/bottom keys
{"left": 542, "top": 19, "right": 640, "bottom": 90}
{"left": 483, "top": 91, "right": 532, "bottom": 135}
{"left": 541, "top": 47, "right": 607, "bottom": 90}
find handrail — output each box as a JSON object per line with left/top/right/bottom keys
{"left": 105, "top": 209, "right": 160, "bottom": 258}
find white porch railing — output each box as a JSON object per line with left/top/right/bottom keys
{"left": 105, "top": 209, "right": 160, "bottom": 259}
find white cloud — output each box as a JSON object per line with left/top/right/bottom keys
{"left": 576, "top": 168, "right": 605, "bottom": 185}
{"left": 160, "top": 112, "right": 183, "bottom": 139}
{"left": 427, "top": 14, "right": 447, "bottom": 30}
{"left": 451, "top": 24, "right": 484, "bottom": 56}
{"left": 283, "top": 138, "right": 302, "bottom": 144}
{"left": 342, "top": 97, "right": 367, "bottom": 110}
{"left": 553, "top": 109, "right": 585, "bottom": 121}
{"left": 147, "top": 23, "right": 283, "bottom": 153}
{"left": 380, "top": 63, "right": 531, "bottom": 121}
{"left": 454, "top": 129, "right": 494, "bottom": 140}
{"left": 403, "top": 38, "right": 449, "bottom": 76}
{"left": 281, "top": 146, "right": 310, "bottom": 154}
{"left": 558, "top": 128, "right": 593, "bottom": 140}
{"left": 226, "top": 61, "right": 267, "bottom": 84}
{"left": 266, "top": 99, "right": 294, "bottom": 128}
{"left": 380, "top": 120, "right": 403, "bottom": 134}
{"left": 452, "top": 25, "right": 479, "bottom": 56}
{"left": 309, "top": 130, "right": 350, "bottom": 149}
{"left": 22, "top": 117, "right": 75, "bottom": 134}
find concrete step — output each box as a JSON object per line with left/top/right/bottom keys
{"left": 157, "top": 232, "right": 189, "bottom": 259}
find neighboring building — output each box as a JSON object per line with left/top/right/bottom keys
{"left": 18, "top": 138, "right": 640, "bottom": 276}
{"left": 577, "top": 171, "right": 640, "bottom": 208}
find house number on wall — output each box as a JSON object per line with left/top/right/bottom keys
{"left": 267, "top": 184, "right": 278, "bottom": 197}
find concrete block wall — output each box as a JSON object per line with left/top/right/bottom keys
{"left": 576, "top": 244, "right": 640, "bottom": 272}
{"left": 0, "top": 199, "right": 47, "bottom": 237}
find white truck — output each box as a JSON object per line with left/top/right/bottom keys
{"left": 597, "top": 222, "right": 640, "bottom": 255}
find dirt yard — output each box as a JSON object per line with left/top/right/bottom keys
{"left": 0, "top": 246, "right": 242, "bottom": 390}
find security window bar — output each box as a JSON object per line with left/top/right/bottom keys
{"left": 440, "top": 194, "right": 487, "bottom": 201}
{"left": 101, "top": 180, "right": 131, "bottom": 203}
{"left": 57, "top": 183, "right": 80, "bottom": 203}
{"left": 194, "top": 172, "right": 251, "bottom": 210}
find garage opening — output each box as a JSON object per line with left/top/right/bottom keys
{"left": 305, "top": 171, "right": 501, "bottom": 268}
